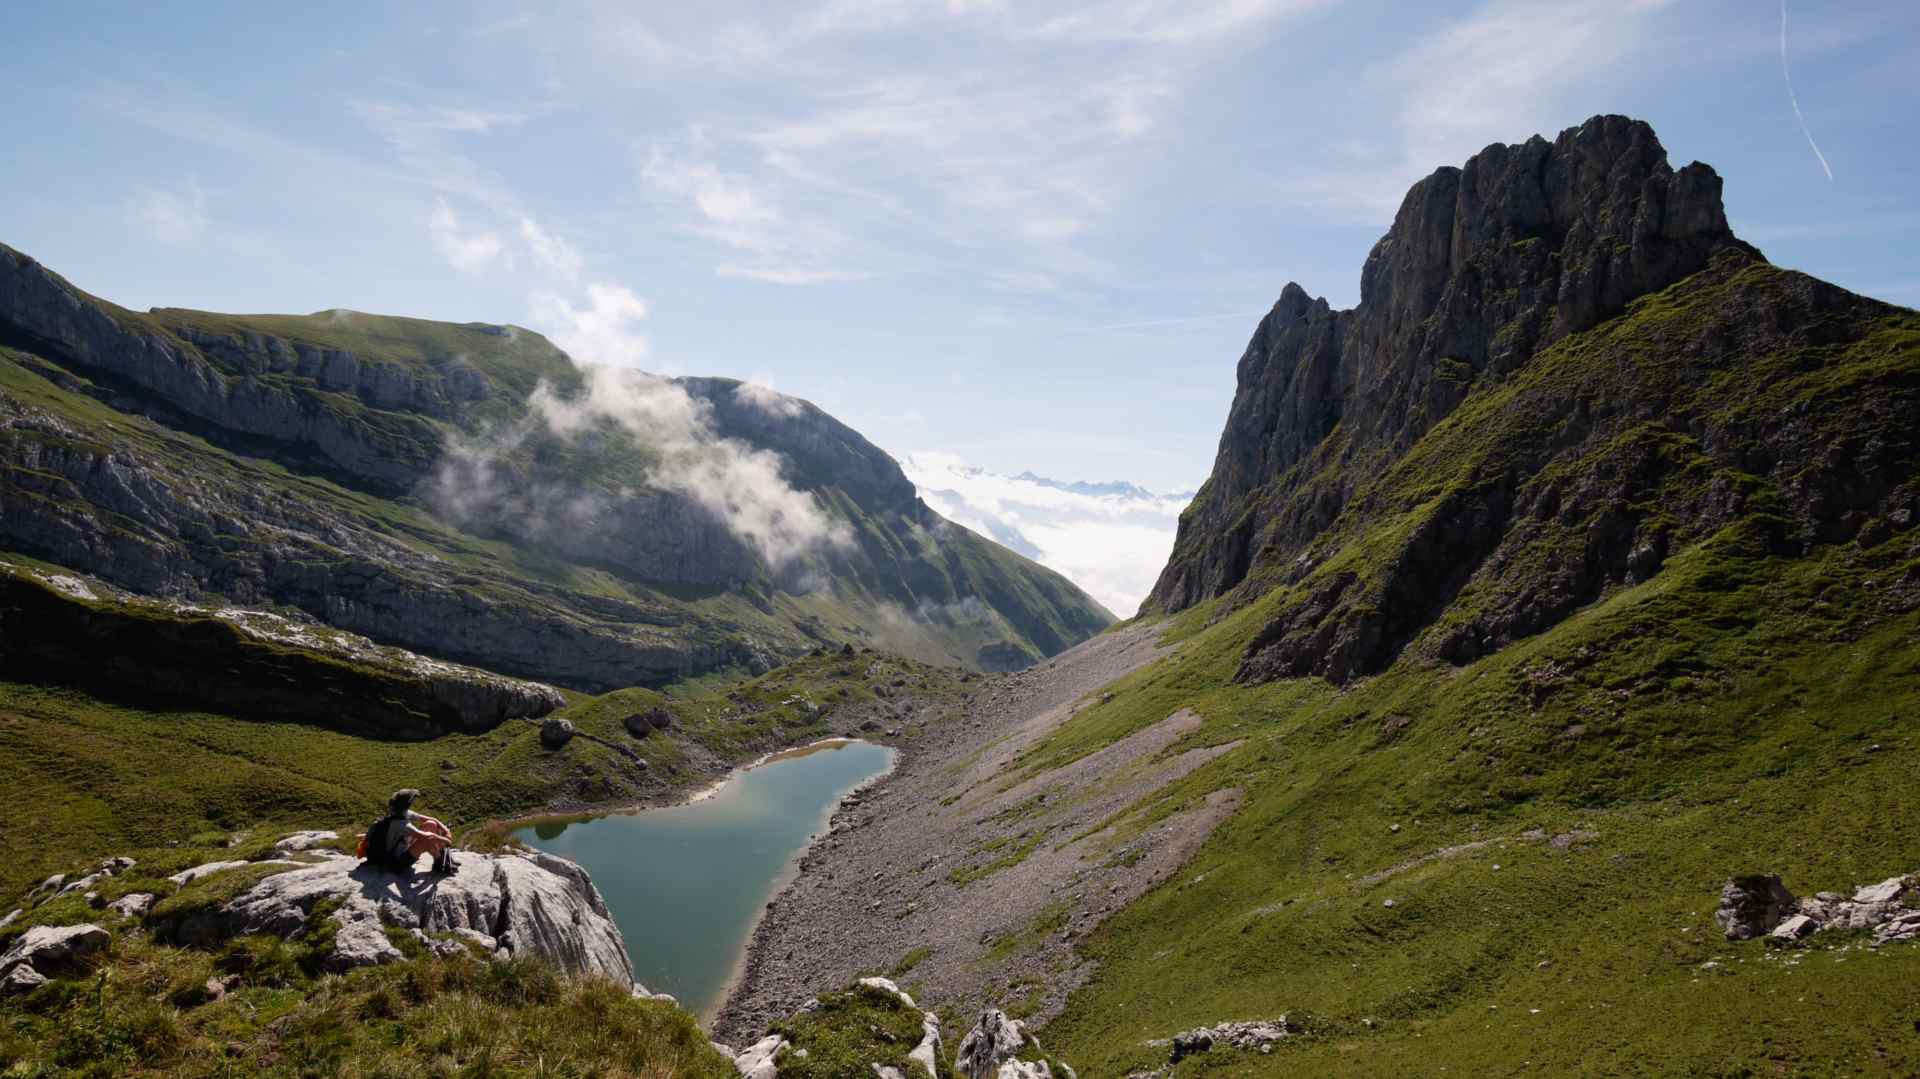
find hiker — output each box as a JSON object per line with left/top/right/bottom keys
{"left": 360, "top": 788, "right": 458, "bottom": 874}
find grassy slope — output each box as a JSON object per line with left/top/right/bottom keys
{"left": 0, "top": 937, "right": 732, "bottom": 1078}
{"left": 993, "top": 272, "right": 1920, "bottom": 1075}
{"left": 0, "top": 644, "right": 969, "bottom": 901}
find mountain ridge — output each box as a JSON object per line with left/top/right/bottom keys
{"left": 1145, "top": 114, "right": 1917, "bottom": 683}
{"left": 0, "top": 244, "right": 1112, "bottom": 688}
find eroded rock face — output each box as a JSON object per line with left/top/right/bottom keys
{"left": 1715, "top": 875, "right": 1798, "bottom": 941}
{"left": 955, "top": 1009, "right": 1029, "bottom": 1079}
{"left": 0, "top": 568, "right": 565, "bottom": 738}
{"left": 169, "top": 849, "right": 633, "bottom": 985}
{"left": 1144, "top": 116, "right": 1920, "bottom": 685}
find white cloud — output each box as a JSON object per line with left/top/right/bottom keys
{"left": 643, "top": 142, "right": 864, "bottom": 284}
{"left": 900, "top": 451, "right": 1195, "bottom": 616}
{"left": 1031, "top": 0, "right": 1335, "bottom": 45}
{"left": 716, "top": 264, "right": 869, "bottom": 285}
{"left": 1389, "top": 0, "right": 1681, "bottom": 176}
{"left": 528, "top": 367, "right": 850, "bottom": 567}
{"left": 528, "top": 283, "right": 650, "bottom": 367}
{"left": 733, "top": 374, "right": 807, "bottom": 418}
{"left": 520, "top": 217, "right": 584, "bottom": 280}
{"left": 128, "top": 181, "right": 208, "bottom": 244}
{"left": 428, "top": 199, "right": 506, "bottom": 273}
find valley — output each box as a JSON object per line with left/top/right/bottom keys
{"left": 2, "top": 112, "right": 1918, "bottom": 1078}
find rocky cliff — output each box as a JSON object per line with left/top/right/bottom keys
{"left": 1147, "top": 115, "right": 1919, "bottom": 682}
{"left": 0, "top": 247, "right": 1112, "bottom": 687}
{"left": 0, "top": 563, "right": 562, "bottom": 738}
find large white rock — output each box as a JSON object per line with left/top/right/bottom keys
{"left": 1, "top": 965, "right": 46, "bottom": 995}
{"left": 0, "top": 924, "right": 111, "bottom": 980}
{"left": 274, "top": 830, "right": 341, "bottom": 853}
{"left": 733, "top": 1034, "right": 786, "bottom": 1079}
{"left": 106, "top": 894, "right": 156, "bottom": 919}
{"left": 907, "top": 1011, "right": 942, "bottom": 1078}
{"left": 858, "top": 975, "right": 916, "bottom": 1008}
{"left": 1853, "top": 876, "right": 1909, "bottom": 906}
{"left": 1770, "top": 914, "right": 1820, "bottom": 941}
{"left": 172, "top": 849, "right": 633, "bottom": 984}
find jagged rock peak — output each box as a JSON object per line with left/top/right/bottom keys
{"left": 1148, "top": 115, "right": 1752, "bottom": 615}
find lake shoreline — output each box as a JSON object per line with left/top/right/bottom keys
{"left": 513, "top": 737, "right": 901, "bottom": 1023}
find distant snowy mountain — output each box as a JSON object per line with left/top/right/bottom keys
{"left": 899, "top": 453, "right": 1195, "bottom": 618}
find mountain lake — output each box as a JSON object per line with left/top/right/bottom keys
{"left": 515, "top": 738, "right": 896, "bottom": 1020}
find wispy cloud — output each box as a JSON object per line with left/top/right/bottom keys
{"left": 642, "top": 141, "right": 863, "bottom": 285}
{"left": 127, "top": 181, "right": 209, "bottom": 245}
{"left": 427, "top": 199, "right": 505, "bottom": 273}
{"left": 519, "top": 216, "right": 584, "bottom": 280}
{"left": 1030, "top": 0, "right": 1335, "bottom": 45}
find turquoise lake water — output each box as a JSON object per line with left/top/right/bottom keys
{"left": 515, "top": 739, "right": 895, "bottom": 1020}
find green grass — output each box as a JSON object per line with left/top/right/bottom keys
{"left": 1004, "top": 514, "right": 1920, "bottom": 1075}
{"left": 0, "top": 939, "right": 731, "bottom": 1078}
{"left": 769, "top": 982, "right": 954, "bottom": 1079}
{"left": 953, "top": 257, "right": 1920, "bottom": 1074}
{"left": 0, "top": 641, "right": 969, "bottom": 904}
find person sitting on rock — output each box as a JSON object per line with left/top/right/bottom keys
{"left": 364, "top": 788, "right": 457, "bottom": 874}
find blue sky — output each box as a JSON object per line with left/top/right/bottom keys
{"left": 3, "top": 0, "right": 1915, "bottom": 494}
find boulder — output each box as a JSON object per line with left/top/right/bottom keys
{"left": 274, "top": 830, "right": 341, "bottom": 853}
{"left": 956, "top": 1009, "right": 1028, "bottom": 1079}
{"left": 995, "top": 1064, "right": 1055, "bottom": 1079}
{"left": 172, "top": 848, "right": 633, "bottom": 983}
{"left": 1714, "top": 875, "right": 1797, "bottom": 940}
{"left": 0, "top": 910, "right": 19, "bottom": 931}
{"left": 541, "top": 717, "right": 576, "bottom": 749}
{"left": 105, "top": 892, "right": 155, "bottom": 920}
{"left": 0, "top": 924, "right": 111, "bottom": 980}
{"left": 1852, "top": 876, "right": 1909, "bottom": 905}
{"left": 2, "top": 965, "right": 46, "bottom": 995}
{"left": 1770, "top": 914, "right": 1820, "bottom": 942}
{"left": 733, "top": 1034, "right": 786, "bottom": 1079}
{"left": 624, "top": 709, "right": 675, "bottom": 737}
{"left": 908, "top": 1011, "right": 942, "bottom": 1078}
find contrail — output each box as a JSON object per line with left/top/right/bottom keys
{"left": 1779, "top": 0, "right": 1834, "bottom": 181}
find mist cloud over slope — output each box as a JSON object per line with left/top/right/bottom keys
{"left": 429, "top": 363, "right": 849, "bottom": 571}
{"left": 900, "top": 452, "right": 1193, "bottom": 617}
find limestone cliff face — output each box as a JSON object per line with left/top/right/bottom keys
{"left": 0, "top": 246, "right": 1112, "bottom": 687}
{"left": 1150, "top": 115, "right": 1920, "bottom": 682}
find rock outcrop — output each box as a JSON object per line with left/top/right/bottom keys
{"left": 1715, "top": 871, "right": 1920, "bottom": 946}
{"left": 164, "top": 846, "right": 633, "bottom": 985}
{"left": 1168, "top": 1018, "right": 1300, "bottom": 1062}
{"left": 1714, "top": 874, "right": 1800, "bottom": 941}
{"left": 1146, "top": 115, "right": 1920, "bottom": 683}
{"left": 0, "top": 924, "right": 111, "bottom": 993}
{"left": 0, "top": 567, "right": 563, "bottom": 738}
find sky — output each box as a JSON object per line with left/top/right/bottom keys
{"left": 2, "top": 1, "right": 1916, "bottom": 611}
